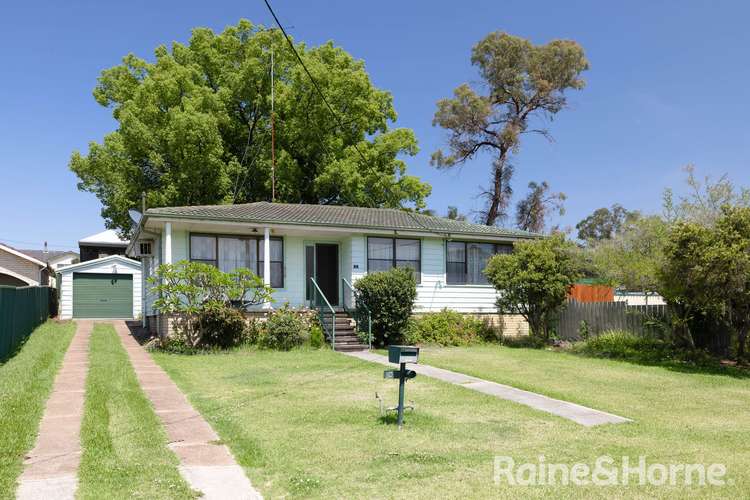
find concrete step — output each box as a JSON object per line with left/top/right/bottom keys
{"left": 334, "top": 339, "right": 366, "bottom": 346}
{"left": 334, "top": 344, "right": 369, "bottom": 352}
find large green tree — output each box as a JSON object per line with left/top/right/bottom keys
{"left": 663, "top": 165, "right": 750, "bottom": 226}
{"left": 576, "top": 204, "right": 639, "bottom": 242}
{"left": 485, "top": 235, "right": 581, "bottom": 340}
{"left": 432, "top": 32, "right": 588, "bottom": 226}
{"left": 587, "top": 215, "right": 668, "bottom": 294}
{"left": 660, "top": 207, "right": 750, "bottom": 358}
{"left": 71, "top": 20, "right": 430, "bottom": 234}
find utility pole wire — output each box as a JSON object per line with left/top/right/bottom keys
{"left": 262, "top": 0, "right": 372, "bottom": 169}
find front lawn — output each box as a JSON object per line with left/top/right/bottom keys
{"left": 153, "top": 345, "right": 749, "bottom": 498}
{"left": 0, "top": 320, "right": 75, "bottom": 499}
{"left": 78, "top": 323, "right": 196, "bottom": 499}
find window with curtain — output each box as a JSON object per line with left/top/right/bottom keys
{"left": 446, "top": 241, "right": 513, "bottom": 285}
{"left": 218, "top": 237, "right": 256, "bottom": 273}
{"left": 259, "top": 238, "right": 284, "bottom": 288}
{"left": 190, "top": 234, "right": 283, "bottom": 288}
{"left": 189, "top": 235, "right": 217, "bottom": 266}
{"left": 367, "top": 237, "right": 420, "bottom": 283}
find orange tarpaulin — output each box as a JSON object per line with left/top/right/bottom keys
{"left": 568, "top": 284, "right": 614, "bottom": 303}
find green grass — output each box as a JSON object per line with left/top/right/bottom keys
{"left": 0, "top": 320, "right": 75, "bottom": 499}
{"left": 152, "top": 343, "right": 750, "bottom": 499}
{"left": 77, "top": 323, "right": 196, "bottom": 499}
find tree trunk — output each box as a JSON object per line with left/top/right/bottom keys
{"left": 528, "top": 314, "right": 544, "bottom": 340}
{"left": 737, "top": 324, "right": 748, "bottom": 361}
{"left": 484, "top": 151, "right": 509, "bottom": 226}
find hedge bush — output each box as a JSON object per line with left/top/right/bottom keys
{"left": 198, "top": 307, "right": 247, "bottom": 348}
{"left": 404, "top": 309, "right": 499, "bottom": 346}
{"left": 262, "top": 306, "right": 306, "bottom": 351}
{"left": 570, "top": 330, "right": 671, "bottom": 362}
{"left": 354, "top": 268, "right": 417, "bottom": 346}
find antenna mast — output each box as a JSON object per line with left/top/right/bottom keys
{"left": 270, "top": 45, "right": 276, "bottom": 203}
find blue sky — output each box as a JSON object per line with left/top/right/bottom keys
{"left": 1, "top": 1, "right": 749, "bottom": 251}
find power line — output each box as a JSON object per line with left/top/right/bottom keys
{"left": 262, "top": 0, "right": 372, "bottom": 170}
{"left": 0, "top": 237, "right": 78, "bottom": 249}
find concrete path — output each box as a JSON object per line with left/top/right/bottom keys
{"left": 344, "top": 350, "right": 632, "bottom": 427}
{"left": 113, "top": 321, "right": 262, "bottom": 500}
{"left": 16, "top": 320, "right": 93, "bottom": 500}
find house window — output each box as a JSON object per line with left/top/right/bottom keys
{"left": 190, "top": 234, "right": 284, "bottom": 288}
{"left": 259, "top": 238, "right": 284, "bottom": 289}
{"left": 446, "top": 241, "right": 513, "bottom": 285}
{"left": 367, "top": 237, "right": 421, "bottom": 283}
{"left": 139, "top": 242, "right": 152, "bottom": 256}
{"left": 190, "top": 235, "right": 217, "bottom": 266}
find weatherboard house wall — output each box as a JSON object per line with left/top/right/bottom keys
{"left": 128, "top": 202, "right": 535, "bottom": 336}
{"left": 0, "top": 244, "right": 46, "bottom": 286}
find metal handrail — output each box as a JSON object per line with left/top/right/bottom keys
{"left": 342, "top": 278, "right": 372, "bottom": 350}
{"left": 309, "top": 277, "right": 336, "bottom": 350}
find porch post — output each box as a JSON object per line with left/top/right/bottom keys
{"left": 263, "top": 227, "right": 272, "bottom": 309}
{"left": 164, "top": 222, "right": 172, "bottom": 264}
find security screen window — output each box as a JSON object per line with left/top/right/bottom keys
{"left": 367, "top": 237, "right": 421, "bottom": 283}
{"left": 190, "top": 234, "right": 283, "bottom": 288}
{"left": 446, "top": 241, "right": 513, "bottom": 285}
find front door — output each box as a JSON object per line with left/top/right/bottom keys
{"left": 313, "top": 243, "right": 339, "bottom": 306}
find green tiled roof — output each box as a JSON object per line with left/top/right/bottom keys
{"left": 146, "top": 202, "right": 537, "bottom": 239}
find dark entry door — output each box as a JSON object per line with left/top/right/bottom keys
{"left": 314, "top": 244, "right": 339, "bottom": 306}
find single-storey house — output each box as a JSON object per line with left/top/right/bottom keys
{"left": 19, "top": 249, "right": 79, "bottom": 287}
{"left": 128, "top": 202, "right": 534, "bottom": 341}
{"left": 0, "top": 243, "right": 48, "bottom": 286}
{"left": 57, "top": 254, "right": 142, "bottom": 320}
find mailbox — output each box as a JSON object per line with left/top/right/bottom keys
{"left": 388, "top": 345, "right": 420, "bottom": 365}
{"left": 383, "top": 345, "right": 419, "bottom": 429}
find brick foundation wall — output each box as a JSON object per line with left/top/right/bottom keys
{"left": 410, "top": 312, "right": 529, "bottom": 338}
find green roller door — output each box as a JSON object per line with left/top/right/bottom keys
{"left": 73, "top": 273, "right": 133, "bottom": 318}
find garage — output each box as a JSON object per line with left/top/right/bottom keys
{"left": 58, "top": 255, "right": 142, "bottom": 320}
{"left": 73, "top": 273, "right": 133, "bottom": 318}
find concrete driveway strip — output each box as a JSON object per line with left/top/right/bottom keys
{"left": 16, "top": 320, "right": 93, "bottom": 500}
{"left": 113, "top": 321, "right": 262, "bottom": 500}
{"left": 344, "top": 350, "right": 632, "bottom": 427}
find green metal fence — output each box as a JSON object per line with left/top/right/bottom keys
{"left": 0, "top": 286, "right": 51, "bottom": 361}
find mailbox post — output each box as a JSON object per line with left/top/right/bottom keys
{"left": 384, "top": 345, "right": 419, "bottom": 428}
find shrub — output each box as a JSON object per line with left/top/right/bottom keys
{"left": 150, "top": 260, "right": 273, "bottom": 348}
{"left": 404, "top": 310, "right": 498, "bottom": 346}
{"left": 309, "top": 324, "right": 325, "bottom": 349}
{"left": 354, "top": 268, "right": 417, "bottom": 346}
{"left": 485, "top": 235, "right": 581, "bottom": 341}
{"left": 263, "top": 306, "right": 306, "bottom": 351}
{"left": 571, "top": 330, "right": 671, "bottom": 362}
{"left": 243, "top": 317, "right": 265, "bottom": 345}
{"left": 198, "top": 307, "right": 247, "bottom": 348}
{"left": 502, "top": 335, "right": 547, "bottom": 349}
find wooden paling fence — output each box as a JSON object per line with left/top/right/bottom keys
{"left": 556, "top": 300, "right": 669, "bottom": 341}
{"left": 0, "top": 286, "right": 51, "bottom": 361}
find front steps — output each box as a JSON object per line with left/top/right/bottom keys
{"left": 321, "top": 312, "right": 369, "bottom": 351}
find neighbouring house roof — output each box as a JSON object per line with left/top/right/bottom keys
{"left": 19, "top": 250, "right": 79, "bottom": 264}
{"left": 0, "top": 243, "right": 47, "bottom": 267}
{"left": 57, "top": 254, "right": 141, "bottom": 274}
{"left": 78, "top": 229, "right": 129, "bottom": 247}
{"left": 145, "top": 202, "right": 538, "bottom": 239}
